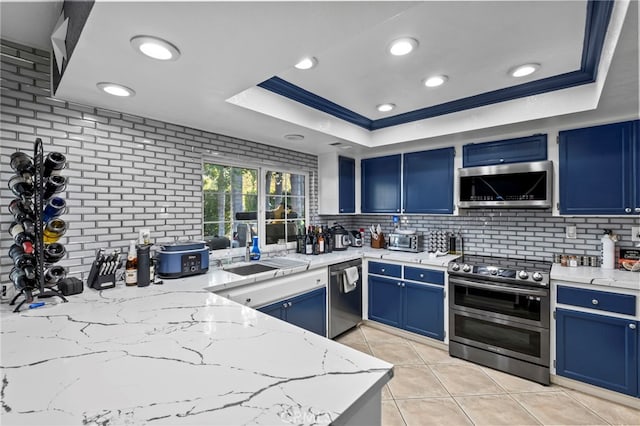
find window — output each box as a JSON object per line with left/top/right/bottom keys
{"left": 264, "top": 170, "right": 306, "bottom": 245}
{"left": 202, "top": 162, "right": 307, "bottom": 250}
{"left": 203, "top": 163, "right": 258, "bottom": 249}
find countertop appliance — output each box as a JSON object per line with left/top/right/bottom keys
{"left": 332, "top": 225, "right": 350, "bottom": 251}
{"left": 448, "top": 254, "right": 552, "bottom": 385}
{"left": 156, "top": 240, "right": 209, "bottom": 279}
{"left": 328, "top": 258, "right": 362, "bottom": 338}
{"left": 388, "top": 231, "right": 423, "bottom": 252}
{"left": 458, "top": 160, "right": 553, "bottom": 209}
{"left": 349, "top": 230, "right": 363, "bottom": 247}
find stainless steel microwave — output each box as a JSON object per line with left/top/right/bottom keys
{"left": 458, "top": 161, "right": 553, "bottom": 208}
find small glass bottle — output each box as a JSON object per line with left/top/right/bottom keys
{"left": 317, "top": 226, "right": 325, "bottom": 254}
{"left": 125, "top": 240, "right": 138, "bottom": 286}
{"left": 250, "top": 236, "right": 261, "bottom": 261}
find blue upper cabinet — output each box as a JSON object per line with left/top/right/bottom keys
{"left": 559, "top": 120, "right": 639, "bottom": 215}
{"left": 361, "top": 154, "right": 401, "bottom": 213}
{"left": 338, "top": 156, "right": 356, "bottom": 214}
{"left": 463, "top": 134, "right": 547, "bottom": 167}
{"left": 403, "top": 147, "right": 454, "bottom": 214}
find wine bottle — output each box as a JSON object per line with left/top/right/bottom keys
{"left": 125, "top": 240, "right": 138, "bottom": 286}
{"left": 42, "top": 175, "right": 67, "bottom": 200}
{"left": 10, "top": 151, "right": 34, "bottom": 175}
{"left": 13, "top": 211, "right": 35, "bottom": 235}
{"left": 44, "top": 242, "right": 66, "bottom": 264}
{"left": 9, "top": 221, "right": 34, "bottom": 254}
{"left": 43, "top": 218, "right": 67, "bottom": 244}
{"left": 9, "top": 267, "right": 36, "bottom": 291}
{"left": 42, "top": 197, "right": 67, "bottom": 222}
{"left": 8, "top": 174, "right": 34, "bottom": 199}
{"left": 8, "top": 198, "right": 35, "bottom": 220}
{"left": 44, "top": 265, "right": 67, "bottom": 286}
{"left": 43, "top": 151, "right": 66, "bottom": 178}
{"left": 317, "top": 226, "right": 325, "bottom": 254}
{"left": 305, "top": 226, "right": 313, "bottom": 255}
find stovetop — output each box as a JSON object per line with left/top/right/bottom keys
{"left": 448, "top": 254, "right": 552, "bottom": 286}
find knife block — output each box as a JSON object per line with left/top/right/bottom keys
{"left": 371, "top": 233, "right": 385, "bottom": 249}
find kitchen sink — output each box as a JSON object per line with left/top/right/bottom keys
{"left": 224, "top": 263, "right": 278, "bottom": 276}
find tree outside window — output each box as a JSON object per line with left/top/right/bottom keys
{"left": 264, "top": 171, "right": 306, "bottom": 245}
{"left": 203, "top": 164, "right": 258, "bottom": 248}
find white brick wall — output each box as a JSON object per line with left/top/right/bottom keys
{"left": 0, "top": 39, "right": 319, "bottom": 287}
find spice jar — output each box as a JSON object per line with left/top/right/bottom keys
{"left": 569, "top": 255, "right": 578, "bottom": 267}
{"left": 561, "top": 255, "right": 568, "bottom": 267}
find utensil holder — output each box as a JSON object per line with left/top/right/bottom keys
{"left": 371, "top": 233, "right": 385, "bottom": 249}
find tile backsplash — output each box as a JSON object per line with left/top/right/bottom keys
{"left": 321, "top": 210, "right": 639, "bottom": 262}
{"left": 0, "top": 39, "right": 318, "bottom": 286}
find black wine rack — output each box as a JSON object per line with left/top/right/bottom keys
{"left": 8, "top": 138, "right": 68, "bottom": 312}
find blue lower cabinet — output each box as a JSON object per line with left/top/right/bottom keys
{"left": 556, "top": 308, "right": 638, "bottom": 396}
{"left": 368, "top": 275, "right": 444, "bottom": 341}
{"left": 368, "top": 275, "right": 403, "bottom": 328}
{"left": 286, "top": 288, "right": 326, "bottom": 337}
{"left": 404, "top": 282, "right": 444, "bottom": 340}
{"left": 258, "top": 287, "right": 326, "bottom": 337}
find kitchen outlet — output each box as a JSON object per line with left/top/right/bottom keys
{"left": 566, "top": 225, "right": 577, "bottom": 239}
{"left": 632, "top": 226, "right": 640, "bottom": 242}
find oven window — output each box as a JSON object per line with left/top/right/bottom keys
{"left": 454, "top": 313, "right": 541, "bottom": 358}
{"left": 453, "top": 284, "right": 541, "bottom": 322}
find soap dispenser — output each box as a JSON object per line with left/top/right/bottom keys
{"left": 250, "top": 236, "right": 261, "bottom": 261}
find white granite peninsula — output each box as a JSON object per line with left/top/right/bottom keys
{"left": 0, "top": 277, "right": 393, "bottom": 425}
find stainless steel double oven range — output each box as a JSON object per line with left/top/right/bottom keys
{"left": 448, "top": 255, "right": 552, "bottom": 385}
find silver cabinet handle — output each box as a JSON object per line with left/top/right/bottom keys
{"left": 419, "top": 273, "right": 424, "bottom": 278}
{"left": 381, "top": 268, "right": 385, "bottom": 273}
{"left": 625, "top": 207, "right": 632, "bottom": 213}
{"left": 635, "top": 207, "right": 640, "bottom": 213}
{"left": 288, "top": 302, "right": 292, "bottom": 307}
{"left": 402, "top": 283, "right": 405, "bottom": 287}
{"left": 591, "top": 299, "right": 599, "bottom": 305}
{"left": 397, "top": 282, "right": 401, "bottom": 287}
{"left": 499, "top": 158, "right": 505, "bottom": 163}
{"left": 283, "top": 303, "right": 288, "bottom": 308}
{"left": 629, "top": 324, "right": 636, "bottom": 330}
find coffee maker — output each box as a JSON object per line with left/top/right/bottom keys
{"left": 349, "top": 230, "right": 363, "bottom": 247}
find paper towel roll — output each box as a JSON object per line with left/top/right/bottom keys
{"left": 601, "top": 236, "right": 615, "bottom": 269}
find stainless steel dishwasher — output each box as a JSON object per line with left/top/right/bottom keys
{"left": 328, "top": 258, "right": 363, "bottom": 338}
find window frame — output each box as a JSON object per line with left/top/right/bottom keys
{"left": 201, "top": 155, "right": 308, "bottom": 251}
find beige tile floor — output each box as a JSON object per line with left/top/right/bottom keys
{"left": 336, "top": 324, "right": 640, "bottom": 426}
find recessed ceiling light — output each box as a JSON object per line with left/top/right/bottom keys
{"left": 284, "top": 134, "right": 305, "bottom": 141}
{"left": 389, "top": 37, "right": 418, "bottom": 56}
{"left": 130, "top": 35, "right": 180, "bottom": 61}
{"left": 424, "top": 75, "right": 449, "bottom": 88}
{"left": 294, "top": 57, "right": 318, "bottom": 70}
{"left": 377, "top": 103, "right": 396, "bottom": 112}
{"left": 96, "top": 82, "right": 135, "bottom": 97}
{"left": 509, "top": 63, "right": 540, "bottom": 78}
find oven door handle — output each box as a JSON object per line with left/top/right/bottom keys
{"left": 450, "top": 277, "right": 548, "bottom": 297}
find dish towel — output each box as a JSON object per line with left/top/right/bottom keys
{"left": 342, "top": 266, "right": 359, "bottom": 293}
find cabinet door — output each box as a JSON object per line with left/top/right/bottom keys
{"left": 258, "top": 301, "right": 285, "bottom": 320}
{"left": 633, "top": 121, "right": 640, "bottom": 214}
{"left": 404, "top": 282, "right": 444, "bottom": 340}
{"left": 285, "top": 288, "right": 326, "bottom": 337}
{"left": 463, "top": 134, "right": 547, "bottom": 167}
{"left": 361, "top": 154, "right": 401, "bottom": 213}
{"left": 368, "top": 275, "right": 403, "bottom": 328}
{"left": 403, "top": 147, "right": 454, "bottom": 214}
{"left": 559, "top": 121, "right": 635, "bottom": 215}
{"left": 338, "top": 156, "right": 356, "bottom": 214}
{"left": 556, "top": 309, "right": 638, "bottom": 396}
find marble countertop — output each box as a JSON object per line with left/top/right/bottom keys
{"left": 0, "top": 277, "right": 393, "bottom": 425}
{"left": 551, "top": 264, "right": 640, "bottom": 291}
